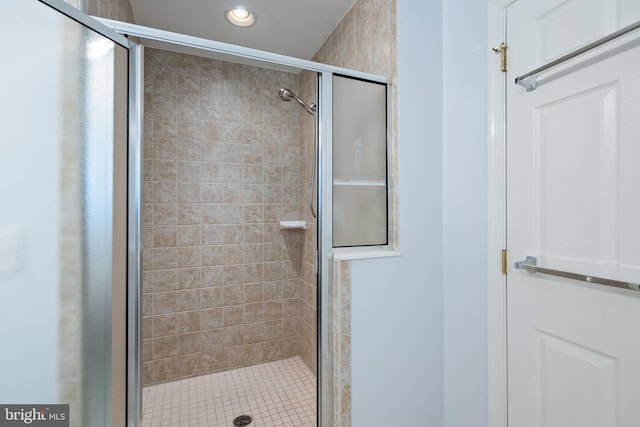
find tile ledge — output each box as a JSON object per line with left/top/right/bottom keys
{"left": 332, "top": 249, "right": 401, "bottom": 261}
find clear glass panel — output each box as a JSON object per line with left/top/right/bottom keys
{"left": 0, "top": 2, "right": 127, "bottom": 426}
{"left": 332, "top": 75, "right": 388, "bottom": 247}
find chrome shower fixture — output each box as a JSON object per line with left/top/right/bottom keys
{"left": 277, "top": 87, "right": 318, "bottom": 218}
{"left": 278, "top": 88, "right": 316, "bottom": 115}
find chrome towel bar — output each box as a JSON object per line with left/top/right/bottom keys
{"left": 514, "top": 256, "right": 640, "bottom": 292}
{"left": 515, "top": 19, "right": 640, "bottom": 91}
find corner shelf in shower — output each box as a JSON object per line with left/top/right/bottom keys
{"left": 279, "top": 221, "right": 307, "bottom": 230}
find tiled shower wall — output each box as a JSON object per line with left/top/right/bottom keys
{"left": 142, "top": 48, "right": 313, "bottom": 385}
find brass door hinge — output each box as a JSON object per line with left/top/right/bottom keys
{"left": 501, "top": 249, "right": 508, "bottom": 275}
{"left": 492, "top": 43, "right": 507, "bottom": 72}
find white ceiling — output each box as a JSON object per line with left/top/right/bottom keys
{"left": 128, "top": 0, "right": 357, "bottom": 60}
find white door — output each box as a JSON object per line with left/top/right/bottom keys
{"left": 506, "top": 0, "right": 640, "bottom": 426}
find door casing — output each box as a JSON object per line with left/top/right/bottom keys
{"left": 487, "top": 1, "right": 518, "bottom": 427}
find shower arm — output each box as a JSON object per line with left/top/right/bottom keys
{"left": 295, "top": 96, "right": 317, "bottom": 115}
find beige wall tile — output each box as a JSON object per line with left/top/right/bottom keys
{"left": 178, "top": 267, "right": 202, "bottom": 289}
{"left": 177, "top": 311, "right": 201, "bottom": 334}
{"left": 154, "top": 292, "right": 177, "bottom": 315}
{"left": 202, "top": 267, "right": 224, "bottom": 288}
{"left": 177, "top": 225, "right": 200, "bottom": 247}
{"left": 264, "top": 243, "right": 282, "bottom": 262}
{"left": 264, "top": 281, "right": 283, "bottom": 301}
{"left": 153, "top": 226, "right": 177, "bottom": 248}
{"left": 244, "top": 323, "right": 264, "bottom": 343}
{"left": 142, "top": 50, "right": 314, "bottom": 385}
{"left": 142, "top": 316, "right": 153, "bottom": 339}
{"left": 153, "top": 138, "right": 178, "bottom": 160}
{"left": 152, "top": 182, "right": 177, "bottom": 207}
{"left": 143, "top": 348, "right": 153, "bottom": 366}
{"left": 154, "top": 336, "right": 178, "bottom": 359}
{"left": 143, "top": 362, "right": 154, "bottom": 385}
{"left": 282, "top": 298, "right": 298, "bottom": 318}
{"left": 153, "top": 248, "right": 178, "bottom": 270}
{"left": 202, "top": 349, "right": 224, "bottom": 373}
{"left": 142, "top": 295, "right": 154, "bottom": 316}
{"left": 201, "top": 245, "right": 223, "bottom": 266}
{"left": 153, "top": 204, "right": 177, "bottom": 226}
{"left": 263, "top": 320, "right": 284, "bottom": 341}
{"left": 264, "top": 262, "right": 283, "bottom": 281}
{"left": 179, "top": 353, "right": 202, "bottom": 378}
{"left": 283, "top": 318, "right": 300, "bottom": 337}
{"left": 154, "top": 314, "right": 178, "bottom": 337}
{"left": 263, "top": 301, "right": 283, "bottom": 321}
{"left": 202, "top": 225, "right": 223, "bottom": 245}
{"left": 244, "top": 263, "right": 264, "bottom": 284}
{"left": 223, "top": 265, "right": 244, "bottom": 286}
{"left": 178, "top": 183, "right": 201, "bottom": 203}
{"left": 244, "top": 283, "right": 264, "bottom": 303}
{"left": 201, "top": 308, "right": 224, "bottom": 330}
{"left": 178, "top": 332, "right": 201, "bottom": 355}
{"left": 222, "top": 245, "right": 243, "bottom": 265}
{"left": 222, "top": 224, "right": 243, "bottom": 244}
{"left": 223, "top": 305, "right": 244, "bottom": 327}
{"left": 243, "top": 243, "right": 264, "bottom": 263}
{"left": 153, "top": 358, "right": 179, "bottom": 383}
{"left": 224, "top": 343, "right": 263, "bottom": 368}
{"left": 243, "top": 303, "right": 264, "bottom": 323}
{"left": 283, "top": 280, "right": 297, "bottom": 299}
{"left": 177, "top": 289, "right": 200, "bottom": 311}
{"left": 223, "top": 285, "right": 244, "bottom": 306}
{"left": 177, "top": 246, "right": 200, "bottom": 268}
{"left": 142, "top": 272, "right": 154, "bottom": 294}
{"left": 178, "top": 203, "right": 201, "bottom": 224}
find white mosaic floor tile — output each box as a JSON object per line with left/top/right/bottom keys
{"left": 142, "top": 356, "right": 316, "bottom": 427}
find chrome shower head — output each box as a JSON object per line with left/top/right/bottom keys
{"left": 278, "top": 88, "right": 316, "bottom": 114}
{"left": 278, "top": 88, "right": 294, "bottom": 102}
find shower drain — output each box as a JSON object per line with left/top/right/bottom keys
{"left": 233, "top": 415, "right": 252, "bottom": 426}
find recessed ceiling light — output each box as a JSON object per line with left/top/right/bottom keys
{"left": 225, "top": 7, "right": 256, "bottom": 27}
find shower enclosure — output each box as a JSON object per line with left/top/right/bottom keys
{"left": 139, "top": 46, "right": 322, "bottom": 425}
{"left": 2, "top": 1, "right": 390, "bottom": 424}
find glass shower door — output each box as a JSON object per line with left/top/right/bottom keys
{"left": 0, "top": 1, "right": 129, "bottom": 426}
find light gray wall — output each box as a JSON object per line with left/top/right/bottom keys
{"left": 351, "top": 0, "right": 490, "bottom": 426}
{"left": 442, "top": 1, "right": 489, "bottom": 426}
{"left": 350, "top": 0, "right": 444, "bottom": 425}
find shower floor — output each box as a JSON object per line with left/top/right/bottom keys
{"left": 142, "top": 356, "right": 316, "bottom": 427}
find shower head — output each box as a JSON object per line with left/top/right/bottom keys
{"left": 278, "top": 88, "right": 316, "bottom": 115}
{"left": 278, "top": 88, "right": 295, "bottom": 102}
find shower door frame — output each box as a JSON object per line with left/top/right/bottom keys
{"left": 95, "top": 18, "right": 388, "bottom": 427}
